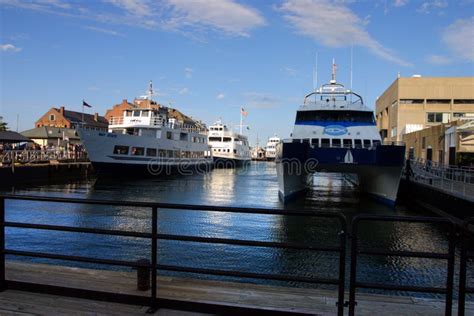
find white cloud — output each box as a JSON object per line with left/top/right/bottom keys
{"left": 442, "top": 17, "right": 474, "bottom": 62}
{"left": 1, "top": 43, "right": 22, "bottom": 52}
{"left": 279, "top": 0, "right": 411, "bottom": 67}
{"left": 426, "top": 54, "right": 452, "bottom": 65}
{"left": 104, "top": 0, "right": 153, "bottom": 16}
{"left": 179, "top": 87, "right": 189, "bottom": 95}
{"left": 164, "top": 0, "right": 266, "bottom": 37}
{"left": 393, "top": 0, "right": 409, "bottom": 7}
{"left": 244, "top": 92, "right": 280, "bottom": 109}
{"left": 184, "top": 67, "right": 193, "bottom": 78}
{"left": 282, "top": 67, "right": 297, "bottom": 77}
{"left": 418, "top": 1, "right": 448, "bottom": 14}
{"left": 83, "top": 26, "right": 123, "bottom": 36}
{"left": 216, "top": 93, "right": 225, "bottom": 100}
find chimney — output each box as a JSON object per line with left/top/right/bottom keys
{"left": 94, "top": 113, "right": 99, "bottom": 122}
{"left": 122, "top": 99, "right": 128, "bottom": 105}
{"left": 60, "top": 106, "right": 65, "bottom": 115}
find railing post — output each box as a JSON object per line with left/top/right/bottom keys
{"left": 458, "top": 223, "right": 468, "bottom": 316}
{"left": 147, "top": 206, "right": 158, "bottom": 314}
{"left": 348, "top": 220, "right": 359, "bottom": 316}
{"left": 445, "top": 222, "right": 456, "bottom": 316}
{"left": 0, "top": 197, "right": 5, "bottom": 291}
{"left": 337, "top": 219, "right": 346, "bottom": 316}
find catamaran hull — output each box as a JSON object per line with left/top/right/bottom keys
{"left": 276, "top": 142, "right": 405, "bottom": 206}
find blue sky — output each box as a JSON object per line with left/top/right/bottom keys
{"left": 1, "top": 0, "right": 473, "bottom": 145}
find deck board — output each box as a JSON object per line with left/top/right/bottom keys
{"left": 1, "top": 261, "right": 473, "bottom": 315}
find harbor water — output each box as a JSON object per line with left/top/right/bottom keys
{"left": 2, "top": 162, "right": 462, "bottom": 297}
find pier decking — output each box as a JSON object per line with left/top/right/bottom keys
{"left": 2, "top": 261, "right": 473, "bottom": 315}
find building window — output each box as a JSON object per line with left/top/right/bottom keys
{"left": 391, "top": 127, "right": 397, "bottom": 138}
{"left": 454, "top": 99, "right": 474, "bottom": 104}
{"left": 391, "top": 100, "right": 398, "bottom": 107}
{"left": 131, "top": 147, "right": 144, "bottom": 156}
{"left": 113, "top": 145, "right": 129, "bottom": 155}
{"left": 400, "top": 99, "right": 424, "bottom": 104}
{"left": 408, "top": 147, "right": 415, "bottom": 160}
{"left": 422, "top": 137, "right": 426, "bottom": 149}
{"left": 146, "top": 148, "right": 157, "bottom": 157}
{"left": 427, "top": 112, "right": 450, "bottom": 123}
{"left": 426, "top": 99, "right": 451, "bottom": 104}
{"left": 49, "top": 114, "right": 55, "bottom": 121}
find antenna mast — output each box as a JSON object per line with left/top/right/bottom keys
{"left": 330, "top": 58, "right": 337, "bottom": 84}
{"left": 350, "top": 45, "right": 353, "bottom": 91}
{"left": 148, "top": 80, "right": 154, "bottom": 100}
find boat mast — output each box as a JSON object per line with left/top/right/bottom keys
{"left": 148, "top": 80, "right": 154, "bottom": 101}
{"left": 331, "top": 58, "right": 337, "bottom": 84}
{"left": 240, "top": 109, "right": 243, "bottom": 135}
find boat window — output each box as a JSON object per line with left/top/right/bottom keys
{"left": 227, "top": 149, "right": 230, "bottom": 153}
{"left": 141, "top": 110, "right": 149, "bottom": 117}
{"left": 363, "top": 140, "right": 371, "bottom": 148}
{"left": 373, "top": 140, "right": 381, "bottom": 146}
{"left": 311, "top": 139, "right": 319, "bottom": 147}
{"left": 302, "top": 138, "right": 310, "bottom": 144}
{"left": 131, "top": 147, "right": 144, "bottom": 156}
{"left": 295, "top": 110, "right": 375, "bottom": 124}
{"left": 234, "top": 149, "right": 237, "bottom": 154}
{"left": 354, "top": 139, "right": 362, "bottom": 148}
{"left": 223, "top": 137, "right": 232, "bottom": 142}
{"left": 167, "top": 150, "right": 174, "bottom": 158}
{"left": 166, "top": 131, "right": 172, "bottom": 140}
{"left": 234, "top": 138, "right": 239, "bottom": 142}
{"left": 133, "top": 110, "right": 140, "bottom": 117}
{"left": 332, "top": 139, "right": 341, "bottom": 147}
{"left": 125, "top": 110, "right": 132, "bottom": 117}
{"left": 209, "top": 137, "right": 221, "bottom": 142}
{"left": 321, "top": 138, "right": 330, "bottom": 148}
{"left": 343, "top": 139, "right": 352, "bottom": 148}
{"left": 180, "top": 133, "right": 188, "bottom": 141}
{"left": 158, "top": 149, "right": 166, "bottom": 157}
{"left": 113, "top": 145, "right": 129, "bottom": 155}
{"left": 146, "top": 148, "right": 157, "bottom": 157}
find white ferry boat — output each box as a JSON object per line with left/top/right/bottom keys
{"left": 78, "top": 84, "right": 213, "bottom": 176}
{"left": 276, "top": 62, "right": 406, "bottom": 206}
{"left": 265, "top": 136, "right": 280, "bottom": 161}
{"left": 208, "top": 121, "right": 251, "bottom": 167}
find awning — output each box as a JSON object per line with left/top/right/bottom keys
{"left": 0, "top": 131, "right": 33, "bottom": 143}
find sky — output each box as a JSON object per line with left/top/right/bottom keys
{"left": 1, "top": 0, "right": 473, "bottom": 145}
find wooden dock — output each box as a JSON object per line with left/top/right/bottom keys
{"left": 2, "top": 261, "right": 473, "bottom": 315}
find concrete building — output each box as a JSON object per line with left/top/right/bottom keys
{"left": 402, "top": 119, "right": 474, "bottom": 166}
{"left": 376, "top": 76, "right": 474, "bottom": 142}
{"left": 36, "top": 106, "right": 108, "bottom": 131}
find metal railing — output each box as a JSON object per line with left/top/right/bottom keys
{"left": 409, "top": 159, "right": 474, "bottom": 199}
{"left": 459, "top": 217, "right": 474, "bottom": 316}
{"left": 0, "top": 194, "right": 347, "bottom": 315}
{"left": 347, "top": 215, "right": 456, "bottom": 316}
{"left": 1, "top": 149, "right": 88, "bottom": 165}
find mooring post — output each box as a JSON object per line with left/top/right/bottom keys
{"left": 0, "top": 197, "right": 5, "bottom": 291}
{"left": 136, "top": 259, "right": 151, "bottom": 291}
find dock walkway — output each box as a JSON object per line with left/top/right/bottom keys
{"left": 2, "top": 261, "right": 473, "bottom": 315}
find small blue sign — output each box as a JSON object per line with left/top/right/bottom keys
{"left": 323, "top": 125, "right": 348, "bottom": 136}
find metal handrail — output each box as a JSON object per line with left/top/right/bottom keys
{"left": 458, "top": 217, "right": 474, "bottom": 316}
{"left": 0, "top": 194, "right": 347, "bottom": 315}
{"left": 347, "top": 214, "right": 456, "bottom": 316}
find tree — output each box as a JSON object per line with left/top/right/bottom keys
{"left": 0, "top": 116, "right": 8, "bottom": 131}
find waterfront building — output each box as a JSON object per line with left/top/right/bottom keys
{"left": 21, "top": 126, "right": 81, "bottom": 147}
{"left": 376, "top": 76, "right": 474, "bottom": 142}
{"left": 35, "top": 106, "right": 108, "bottom": 131}
{"left": 402, "top": 119, "right": 474, "bottom": 166}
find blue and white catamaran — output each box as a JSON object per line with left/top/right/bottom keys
{"left": 276, "top": 61, "right": 406, "bottom": 206}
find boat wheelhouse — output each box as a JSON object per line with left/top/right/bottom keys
{"left": 208, "top": 121, "right": 251, "bottom": 168}
{"left": 276, "top": 62, "right": 406, "bottom": 206}
{"left": 79, "top": 82, "right": 213, "bottom": 175}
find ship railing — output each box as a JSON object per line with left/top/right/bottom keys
{"left": 0, "top": 149, "right": 88, "bottom": 165}
{"left": 0, "top": 194, "right": 348, "bottom": 315}
{"left": 408, "top": 159, "right": 474, "bottom": 198}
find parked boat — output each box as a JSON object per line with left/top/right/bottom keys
{"left": 276, "top": 61, "right": 406, "bottom": 206}
{"left": 265, "top": 136, "right": 280, "bottom": 161}
{"left": 78, "top": 82, "right": 213, "bottom": 176}
{"left": 208, "top": 121, "right": 251, "bottom": 168}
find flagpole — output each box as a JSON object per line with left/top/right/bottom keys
{"left": 82, "top": 100, "right": 85, "bottom": 128}
{"left": 240, "top": 109, "right": 243, "bottom": 135}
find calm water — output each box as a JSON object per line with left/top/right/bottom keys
{"left": 2, "top": 162, "right": 468, "bottom": 297}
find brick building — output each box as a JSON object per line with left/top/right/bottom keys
{"left": 36, "top": 106, "right": 108, "bottom": 131}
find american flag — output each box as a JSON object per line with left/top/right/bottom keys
{"left": 241, "top": 107, "right": 248, "bottom": 117}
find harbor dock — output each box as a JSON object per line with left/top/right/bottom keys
{"left": 3, "top": 261, "right": 472, "bottom": 316}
